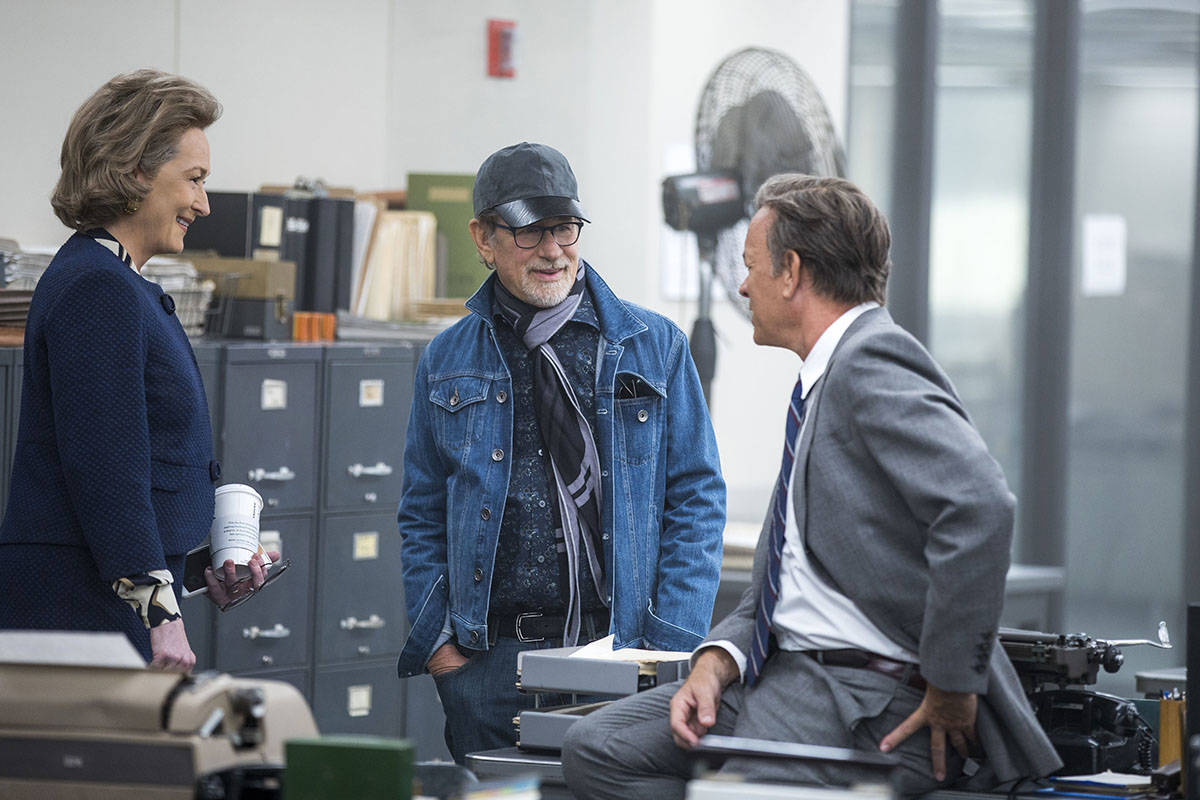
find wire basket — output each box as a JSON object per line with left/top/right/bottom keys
{"left": 171, "top": 281, "right": 215, "bottom": 336}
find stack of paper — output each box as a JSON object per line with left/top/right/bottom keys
{"left": 1046, "top": 770, "right": 1154, "bottom": 797}
{"left": 353, "top": 210, "right": 437, "bottom": 321}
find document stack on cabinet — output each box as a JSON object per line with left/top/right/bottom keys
{"left": 514, "top": 635, "right": 691, "bottom": 752}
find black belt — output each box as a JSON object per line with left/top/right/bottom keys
{"left": 804, "top": 648, "right": 927, "bottom": 691}
{"left": 487, "top": 608, "right": 610, "bottom": 643}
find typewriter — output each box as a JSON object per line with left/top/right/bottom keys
{"left": 999, "top": 622, "right": 1172, "bottom": 775}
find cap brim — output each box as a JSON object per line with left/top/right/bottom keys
{"left": 492, "top": 196, "right": 589, "bottom": 228}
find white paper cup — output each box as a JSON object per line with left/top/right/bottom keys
{"left": 210, "top": 484, "right": 263, "bottom": 579}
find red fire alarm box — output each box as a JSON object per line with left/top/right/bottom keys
{"left": 487, "top": 19, "right": 516, "bottom": 78}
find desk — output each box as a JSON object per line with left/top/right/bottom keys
{"left": 1135, "top": 667, "right": 1187, "bottom": 697}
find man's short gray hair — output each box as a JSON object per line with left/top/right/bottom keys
{"left": 753, "top": 174, "right": 890, "bottom": 306}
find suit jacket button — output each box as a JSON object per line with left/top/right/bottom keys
{"left": 161, "top": 294, "right": 176, "bottom": 314}
{"left": 209, "top": 460, "right": 222, "bottom": 481}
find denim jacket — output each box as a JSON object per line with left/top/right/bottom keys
{"left": 396, "top": 264, "right": 725, "bottom": 677}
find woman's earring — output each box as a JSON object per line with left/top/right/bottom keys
{"left": 123, "top": 199, "right": 140, "bottom": 214}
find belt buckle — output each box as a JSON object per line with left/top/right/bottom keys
{"left": 515, "top": 612, "right": 544, "bottom": 643}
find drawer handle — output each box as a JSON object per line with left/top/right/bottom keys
{"left": 242, "top": 623, "right": 291, "bottom": 640}
{"left": 347, "top": 462, "right": 394, "bottom": 478}
{"left": 340, "top": 614, "right": 386, "bottom": 631}
{"left": 248, "top": 466, "right": 296, "bottom": 482}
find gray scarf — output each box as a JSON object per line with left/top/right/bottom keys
{"left": 492, "top": 264, "right": 608, "bottom": 645}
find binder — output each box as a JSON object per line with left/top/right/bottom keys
{"left": 308, "top": 196, "right": 355, "bottom": 313}
{"left": 183, "top": 190, "right": 254, "bottom": 257}
{"left": 252, "top": 193, "right": 313, "bottom": 310}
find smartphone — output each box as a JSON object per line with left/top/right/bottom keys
{"left": 181, "top": 541, "right": 276, "bottom": 598}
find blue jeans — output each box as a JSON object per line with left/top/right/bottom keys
{"left": 433, "top": 628, "right": 606, "bottom": 764}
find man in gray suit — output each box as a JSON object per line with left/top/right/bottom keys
{"left": 562, "top": 175, "right": 1061, "bottom": 797}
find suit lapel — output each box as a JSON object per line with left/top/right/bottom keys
{"left": 787, "top": 306, "right": 886, "bottom": 547}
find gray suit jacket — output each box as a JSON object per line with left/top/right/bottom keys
{"left": 708, "top": 307, "right": 1060, "bottom": 782}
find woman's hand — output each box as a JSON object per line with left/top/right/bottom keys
{"left": 204, "top": 551, "right": 280, "bottom": 607}
{"left": 148, "top": 618, "right": 195, "bottom": 672}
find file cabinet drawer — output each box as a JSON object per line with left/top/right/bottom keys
{"left": 322, "top": 344, "right": 414, "bottom": 511}
{"left": 312, "top": 660, "right": 403, "bottom": 737}
{"left": 214, "top": 514, "right": 313, "bottom": 672}
{"left": 221, "top": 344, "right": 322, "bottom": 512}
{"left": 316, "top": 512, "right": 407, "bottom": 662}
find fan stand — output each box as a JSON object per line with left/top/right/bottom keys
{"left": 691, "top": 233, "right": 718, "bottom": 407}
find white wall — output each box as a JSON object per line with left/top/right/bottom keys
{"left": 0, "top": 0, "right": 850, "bottom": 526}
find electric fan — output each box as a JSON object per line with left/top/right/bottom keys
{"left": 662, "top": 47, "right": 845, "bottom": 403}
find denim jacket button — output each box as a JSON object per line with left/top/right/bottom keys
{"left": 481, "top": 507, "right": 491, "bottom": 520}
{"left": 470, "top": 630, "right": 480, "bottom": 643}
{"left": 491, "top": 448, "right": 504, "bottom": 461}
{"left": 497, "top": 390, "right": 508, "bottom": 403}
{"left": 473, "top": 567, "right": 483, "bottom": 582}
{"left": 637, "top": 409, "right": 649, "bottom": 423}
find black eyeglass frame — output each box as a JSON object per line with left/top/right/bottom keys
{"left": 218, "top": 558, "right": 292, "bottom": 611}
{"left": 494, "top": 220, "right": 584, "bottom": 250}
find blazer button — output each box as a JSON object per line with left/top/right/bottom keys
{"left": 160, "top": 294, "right": 176, "bottom": 314}
{"left": 473, "top": 568, "right": 483, "bottom": 582}
{"left": 469, "top": 630, "right": 479, "bottom": 643}
{"left": 492, "top": 449, "right": 504, "bottom": 461}
{"left": 497, "top": 390, "right": 508, "bottom": 403}
{"left": 480, "top": 507, "right": 491, "bottom": 520}
{"left": 209, "top": 460, "right": 222, "bottom": 482}
{"left": 636, "top": 409, "right": 649, "bottom": 423}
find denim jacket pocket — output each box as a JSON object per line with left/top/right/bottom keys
{"left": 614, "top": 373, "right": 664, "bottom": 466}
{"left": 429, "top": 375, "right": 490, "bottom": 449}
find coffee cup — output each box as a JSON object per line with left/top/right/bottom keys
{"left": 210, "top": 484, "right": 264, "bottom": 580}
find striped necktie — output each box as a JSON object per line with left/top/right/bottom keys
{"left": 745, "top": 373, "right": 805, "bottom": 686}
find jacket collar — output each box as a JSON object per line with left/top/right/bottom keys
{"left": 465, "top": 259, "right": 647, "bottom": 343}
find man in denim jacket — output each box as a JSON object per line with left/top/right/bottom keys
{"left": 396, "top": 142, "right": 726, "bottom": 763}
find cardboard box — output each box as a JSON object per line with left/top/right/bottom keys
{"left": 186, "top": 255, "right": 296, "bottom": 301}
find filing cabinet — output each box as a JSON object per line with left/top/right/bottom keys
{"left": 0, "top": 336, "right": 432, "bottom": 740}
{"left": 221, "top": 343, "right": 323, "bottom": 512}
{"left": 312, "top": 660, "right": 404, "bottom": 737}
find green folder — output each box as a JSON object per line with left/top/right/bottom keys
{"left": 285, "top": 735, "right": 413, "bottom": 800}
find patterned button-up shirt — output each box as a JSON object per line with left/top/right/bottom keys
{"left": 489, "top": 289, "right": 607, "bottom": 615}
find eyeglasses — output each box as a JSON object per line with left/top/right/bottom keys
{"left": 219, "top": 558, "right": 292, "bottom": 611}
{"left": 495, "top": 221, "right": 584, "bottom": 249}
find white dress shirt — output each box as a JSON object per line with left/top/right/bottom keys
{"left": 706, "top": 302, "right": 918, "bottom": 678}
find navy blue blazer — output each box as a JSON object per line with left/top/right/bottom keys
{"left": 0, "top": 232, "right": 219, "bottom": 658}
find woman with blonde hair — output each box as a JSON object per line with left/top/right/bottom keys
{"left": 0, "top": 70, "right": 266, "bottom": 670}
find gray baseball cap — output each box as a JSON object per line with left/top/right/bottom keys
{"left": 473, "top": 142, "right": 589, "bottom": 227}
